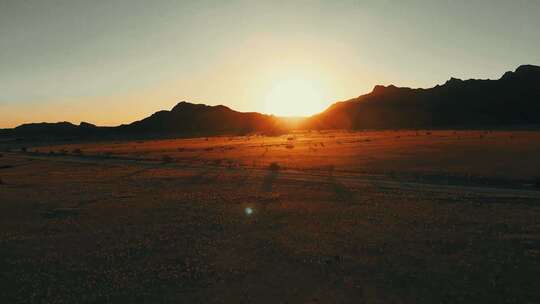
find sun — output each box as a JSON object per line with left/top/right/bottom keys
{"left": 262, "top": 75, "right": 330, "bottom": 117}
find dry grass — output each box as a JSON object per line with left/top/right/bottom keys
{"left": 2, "top": 130, "right": 540, "bottom": 303}
{"left": 31, "top": 130, "right": 540, "bottom": 180}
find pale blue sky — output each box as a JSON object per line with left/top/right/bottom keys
{"left": 1, "top": 0, "right": 539, "bottom": 127}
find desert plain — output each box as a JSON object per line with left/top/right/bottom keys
{"left": 1, "top": 130, "right": 540, "bottom": 303}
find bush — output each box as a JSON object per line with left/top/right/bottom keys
{"left": 162, "top": 155, "right": 174, "bottom": 163}
{"left": 269, "top": 162, "right": 280, "bottom": 171}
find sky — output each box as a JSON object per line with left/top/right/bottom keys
{"left": 1, "top": 0, "right": 539, "bottom": 127}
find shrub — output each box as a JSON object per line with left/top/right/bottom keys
{"left": 42, "top": 208, "right": 79, "bottom": 219}
{"left": 162, "top": 155, "right": 174, "bottom": 163}
{"left": 269, "top": 162, "right": 280, "bottom": 171}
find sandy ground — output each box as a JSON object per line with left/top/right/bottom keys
{"left": 1, "top": 130, "right": 540, "bottom": 303}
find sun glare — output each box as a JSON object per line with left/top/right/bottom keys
{"left": 262, "top": 75, "right": 330, "bottom": 117}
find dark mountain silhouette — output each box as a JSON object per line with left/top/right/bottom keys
{"left": 117, "top": 101, "right": 284, "bottom": 136}
{"left": 303, "top": 65, "right": 540, "bottom": 129}
{"left": 0, "top": 121, "right": 104, "bottom": 141}
{"left": 1, "top": 65, "right": 539, "bottom": 141}
{"left": 0, "top": 102, "right": 285, "bottom": 141}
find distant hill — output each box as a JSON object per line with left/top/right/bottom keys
{"left": 0, "top": 121, "right": 105, "bottom": 141}
{"left": 0, "top": 102, "right": 285, "bottom": 141}
{"left": 118, "top": 101, "right": 284, "bottom": 136}
{"left": 303, "top": 64, "right": 540, "bottom": 129}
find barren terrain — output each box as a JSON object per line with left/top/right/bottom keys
{"left": 1, "top": 130, "right": 540, "bottom": 303}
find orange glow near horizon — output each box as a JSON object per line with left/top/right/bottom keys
{"left": 260, "top": 73, "right": 333, "bottom": 117}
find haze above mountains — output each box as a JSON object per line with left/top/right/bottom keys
{"left": 2, "top": 65, "right": 539, "bottom": 140}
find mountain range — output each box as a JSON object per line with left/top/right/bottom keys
{"left": 303, "top": 64, "right": 540, "bottom": 130}
{"left": 1, "top": 64, "right": 539, "bottom": 141}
